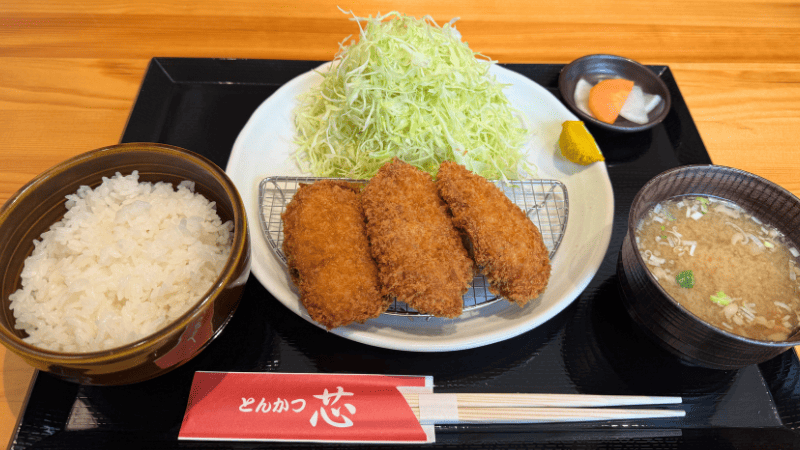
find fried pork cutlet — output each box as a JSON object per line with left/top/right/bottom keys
{"left": 361, "top": 159, "right": 474, "bottom": 318}
{"left": 436, "top": 161, "right": 551, "bottom": 305}
{"left": 282, "top": 180, "right": 390, "bottom": 329}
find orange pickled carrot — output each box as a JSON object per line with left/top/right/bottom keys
{"left": 588, "top": 79, "right": 634, "bottom": 124}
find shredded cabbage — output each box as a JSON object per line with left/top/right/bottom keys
{"left": 293, "top": 10, "right": 530, "bottom": 180}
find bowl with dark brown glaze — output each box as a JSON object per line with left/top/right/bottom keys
{"left": 618, "top": 165, "right": 800, "bottom": 370}
{"left": 559, "top": 54, "right": 671, "bottom": 133}
{"left": 0, "top": 143, "right": 250, "bottom": 385}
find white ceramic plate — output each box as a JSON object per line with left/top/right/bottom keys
{"left": 226, "top": 63, "right": 614, "bottom": 352}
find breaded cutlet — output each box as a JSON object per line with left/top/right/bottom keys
{"left": 436, "top": 161, "right": 551, "bottom": 305}
{"left": 361, "top": 159, "right": 474, "bottom": 318}
{"left": 282, "top": 180, "right": 390, "bottom": 329}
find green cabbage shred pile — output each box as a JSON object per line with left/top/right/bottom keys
{"left": 293, "top": 10, "right": 530, "bottom": 180}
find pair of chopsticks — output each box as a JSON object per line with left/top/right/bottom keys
{"left": 402, "top": 393, "right": 685, "bottom": 424}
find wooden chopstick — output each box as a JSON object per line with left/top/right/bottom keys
{"left": 402, "top": 392, "right": 682, "bottom": 408}
{"left": 402, "top": 393, "right": 685, "bottom": 424}
{"left": 408, "top": 406, "right": 686, "bottom": 424}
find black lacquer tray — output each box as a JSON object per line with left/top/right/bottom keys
{"left": 9, "top": 58, "right": 800, "bottom": 449}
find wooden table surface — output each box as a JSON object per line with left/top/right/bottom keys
{"left": 1, "top": 0, "right": 799, "bottom": 445}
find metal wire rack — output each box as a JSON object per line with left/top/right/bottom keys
{"left": 259, "top": 176, "right": 569, "bottom": 316}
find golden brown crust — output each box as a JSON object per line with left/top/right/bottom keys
{"left": 281, "top": 180, "right": 390, "bottom": 329}
{"left": 436, "top": 161, "right": 551, "bottom": 305}
{"left": 361, "top": 159, "right": 474, "bottom": 318}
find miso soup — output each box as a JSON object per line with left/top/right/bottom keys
{"left": 636, "top": 196, "right": 800, "bottom": 341}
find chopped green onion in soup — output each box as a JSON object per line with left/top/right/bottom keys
{"left": 676, "top": 270, "right": 695, "bottom": 288}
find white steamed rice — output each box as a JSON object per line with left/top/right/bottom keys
{"left": 8, "top": 171, "right": 233, "bottom": 353}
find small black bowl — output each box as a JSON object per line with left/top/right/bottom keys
{"left": 618, "top": 165, "right": 800, "bottom": 370}
{"left": 559, "top": 54, "right": 671, "bottom": 133}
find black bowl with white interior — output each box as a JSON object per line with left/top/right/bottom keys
{"left": 559, "top": 54, "right": 671, "bottom": 133}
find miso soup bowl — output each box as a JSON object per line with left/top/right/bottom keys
{"left": 618, "top": 165, "right": 800, "bottom": 370}
{"left": 0, "top": 143, "right": 250, "bottom": 385}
